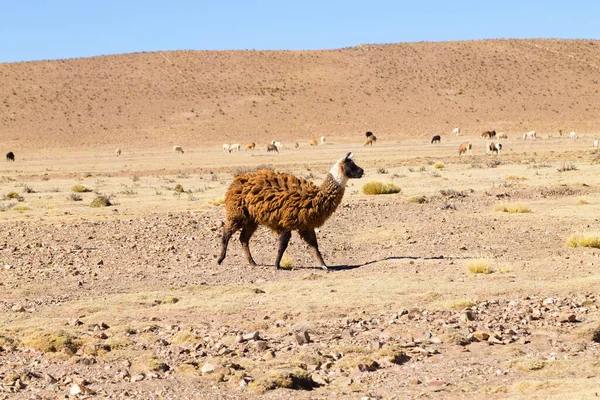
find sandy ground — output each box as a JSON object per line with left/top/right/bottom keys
{"left": 1, "top": 135, "right": 600, "bottom": 399}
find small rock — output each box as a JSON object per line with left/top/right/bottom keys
{"left": 130, "top": 374, "right": 145, "bottom": 382}
{"left": 311, "top": 373, "right": 328, "bottom": 386}
{"left": 11, "top": 305, "right": 26, "bottom": 313}
{"left": 201, "top": 362, "right": 216, "bottom": 374}
{"left": 242, "top": 331, "right": 260, "bottom": 342}
{"left": 472, "top": 331, "right": 490, "bottom": 341}
{"left": 70, "top": 383, "right": 95, "bottom": 395}
{"left": 559, "top": 313, "right": 577, "bottom": 323}
{"left": 255, "top": 340, "right": 268, "bottom": 351}
{"left": 294, "top": 330, "right": 311, "bottom": 345}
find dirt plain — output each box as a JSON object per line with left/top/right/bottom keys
{"left": 1, "top": 39, "right": 600, "bottom": 399}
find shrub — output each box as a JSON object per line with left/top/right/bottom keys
{"left": 567, "top": 233, "right": 600, "bottom": 249}
{"left": 557, "top": 162, "right": 578, "bottom": 172}
{"left": 465, "top": 259, "right": 491, "bottom": 274}
{"left": 505, "top": 175, "right": 527, "bottom": 181}
{"left": 362, "top": 181, "right": 401, "bottom": 195}
{"left": 90, "top": 195, "right": 113, "bottom": 208}
{"left": 68, "top": 193, "right": 83, "bottom": 201}
{"left": 433, "top": 162, "right": 444, "bottom": 169}
{"left": 210, "top": 196, "right": 225, "bottom": 206}
{"left": 72, "top": 184, "right": 92, "bottom": 193}
{"left": 5, "top": 191, "right": 20, "bottom": 200}
{"left": 279, "top": 255, "right": 294, "bottom": 270}
{"left": 494, "top": 202, "right": 531, "bottom": 213}
{"left": 406, "top": 195, "right": 428, "bottom": 204}
{"left": 174, "top": 184, "right": 184, "bottom": 193}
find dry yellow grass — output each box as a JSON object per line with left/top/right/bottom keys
{"left": 566, "top": 233, "right": 600, "bottom": 249}
{"left": 494, "top": 202, "right": 531, "bottom": 213}
{"left": 362, "top": 181, "right": 401, "bottom": 195}
{"left": 433, "top": 162, "right": 444, "bottom": 169}
{"left": 465, "top": 259, "right": 491, "bottom": 274}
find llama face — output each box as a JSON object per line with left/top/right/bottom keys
{"left": 329, "top": 153, "right": 363, "bottom": 185}
{"left": 342, "top": 153, "right": 364, "bottom": 179}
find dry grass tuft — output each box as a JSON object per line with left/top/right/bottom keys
{"left": 279, "top": 255, "right": 294, "bottom": 270}
{"left": 566, "top": 233, "right": 600, "bottom": 249}
{"left": 90, "top": 194, "right": 113, "bottom": 208}
{"left": 433, "top": 162, "right": 444, "bottom": 169}
{"left": 72, "top": 184, "right": 92, "bottom": 193}
{"left": 465, "top": 259, "right": 491, "bottom": 274}
{"left": 494, "top": 202, "right": 531, "bottom": 213}
{"left": 406, "top": 195, "right": 428, "bottom": 204}
{"left": 248, "top": 366, "right": 316, "bottom": 394}
{"left": 21, "top": 330, "right": 82, "bottom": 354}
{"left": 578, "top": 197, "right": 589, "bottom": 205}
{"left": 505, "top": 175, "right": 527, "bottom": 181}
{"left": 210, "top": 196, "right": 225, "bottom": 206}
{"left": 362, "top": 181, "right": 401, "bottom": 195}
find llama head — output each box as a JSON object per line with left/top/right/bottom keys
{"left": 329, "top": 152, "right": 364, "bottom": 186}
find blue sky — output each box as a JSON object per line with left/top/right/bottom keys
{"left": 2, "top": 1, "right": 598, "bottom": 63}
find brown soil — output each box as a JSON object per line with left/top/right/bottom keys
{"left": 1, "top": 40, "right": 600, "bottom": 399}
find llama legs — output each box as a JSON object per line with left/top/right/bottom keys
{"left": 239, "top": 222, "right": 258, "bottom": 266}
{"left": 275, "top": 231, "right": 292, "bottom": 269}
{"left": 217, "top": 220, "right": 241, "bottom": 265}
{"left": 299, "top": 229, "right": 327, "bottom": 270}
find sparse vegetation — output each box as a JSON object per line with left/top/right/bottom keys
{"left": 90, "top": 194, "right": 113, "bottom": 208}
{"left": 362, "top": 181, "right": 401, "bottom": 195}
{"left": 557, "top": 162, "right": 578, "bottom": 172}
{"left": 406, "top": 195, "right": 428, "bottom": 204}
{"left": 433, "top": 162, "right": 444, "bottom": 169}
{"left": 72, "top": 184, "right": 92, "bottom": 193}
{"left": 505, "top": 175, "right": 527, "bottom": 181}
{"left": 465, "top": 259, "right": 491, "bottom": 274}
{"left": 494, "top": 202, "right": 531, "bottom": 213}
{"left": 567, "top": 233, "right": 600, "bottom": 249}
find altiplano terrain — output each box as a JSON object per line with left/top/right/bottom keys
{"left": 1, "top": 40, "right": 600, "bottom": 399}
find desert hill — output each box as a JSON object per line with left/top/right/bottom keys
{"left": 1, "top": 39, "right": 599, "bottom": 154}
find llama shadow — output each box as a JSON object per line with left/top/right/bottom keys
{"left": 326, "top": 255, "right": 447, "bottom": 272}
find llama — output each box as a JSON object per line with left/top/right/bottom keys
{"left": 217, "top": 152, "right": 364, "bottom": 270}
{"left": 6, "top": 152, "right": 14, "bottom": 162}
{"left": 229, "top": 143, "right": 241, "bottom": 152}
{"left": 267, "top": 144, "right": 279, "bottom": 153}
{"left": 498, "top": 132, "right": 508, "bottom": 139}
{"left": 364, "top": 131, "right": 377, "bottom": 146}
{"left": 271, "top": 140, "right": 283, "bottom": 151}
{"left": 320, "top": 136, "right": 326, "bottom": 144}
{"left": 458, "top": 142, "right": 472, "bottom": 156}
{"left": 174, "top": 145, "right": 184, "bottom": 154}
{"left": 295, "top": 142, "right": 300, "bottom": 149}
{"left": 487, "top": 142, "right": 502, "bottom": 155}
{"left": 569, "top": 131, "right": 578, "bottom": 139}
{"left": 594, "top": 138, "right": 599, "bottom": 150}
{"left": 245, "top": 142, "right": 256, "bottom": 151}
{"left": 451, "top": 127, "right": 460, "bottom": 136}
{"left": 523, "top": 130, "right": 536, "bottom": 140}
{"left": 309, "top": 139, "right": 318, "bottom": 147}
{"left": 115, "top": 148, "right": 122, "bottom": 157}
{"left": 222, "top": 144, "right": 231, "bottom": 153}
{"left": 431, "top": 135, "right": 441, "bottom": 144}
{"left": 481, "top": 130, "right": 496, "bottom": 139}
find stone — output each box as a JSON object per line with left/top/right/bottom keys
{"left": 130, "top": 374, "right": 145, "bottom": 382}
{"left": 311, "top": 373, "right": 328, "bottom": 386}
{"left": 559, "top": 313, "right": 577, "bottom": 323}
{"left": 242, "top": 331, "right": 260, "bottom": 342}
{"left": 255, "top": 340, "right": 268, "bottom": 351}
{"left": 294, "top": 330, "right": 311, "bottom": 345}
{"left": 472, "top": 331, "right": 490, "bottom": 341}
{"left": 201, "top": 362, "right": 216, "bottom": 374}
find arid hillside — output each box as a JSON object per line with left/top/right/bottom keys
{"left": 1, "top": 39, "right": 600, "bottom": 154}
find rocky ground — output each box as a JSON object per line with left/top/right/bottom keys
{"left": 2, "top": 169, "right": 600, "bottom": 399}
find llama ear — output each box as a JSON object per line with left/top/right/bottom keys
{"left": 345, "top": 152, "right": 354, "bottom": 160}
